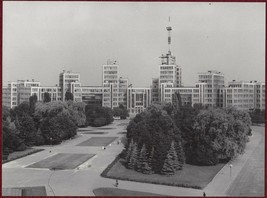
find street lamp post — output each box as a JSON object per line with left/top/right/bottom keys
{"left": 229, "top": 164, "right": 233, "bottom": 177}
{"left": 49, "top": 137, "right": 52, "bottom": 153}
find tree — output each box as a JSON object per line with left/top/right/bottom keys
{"left": 176, "top": 141, "right": 185, "bottom": 170}
{"left": 34, "top": 101, "right": 78, "bottom": 145}
{"left": 125, "top": 139, "right": 134, "bottom": 162}
{"left": 11, "top": 102, "right": 30, "bottom": 120}
{"left": 126, "top": 104, "right": 184, "bottom": 173}
{"left": 3, "top": 118, "right": 25, "bottom": 153}
{"left": 29, "top": 94, "right": 38, "bottom": 114}
{"left": 85, "top": 105, "right": 113, "bottom": 127}
{"left": 113, "top": 104, "right": 128, "bottom": 119}
{"left": 172, "top": 92, "right": 182, "bottom": 110}
{"left": 188, "top": 107, "right": 250, "bottom": 165}
{"left": 65, "top": 91, "right": 74, "bottom": 101}
{"left": 66, "top": 101, "right": 86, "bottom": 127}
{"left": 137, "top": 144, "right": 153, "bottom": 174}
{"left": 16, "top": 113, "right": 36, "bottom": 146}
{"left": 136, "top": 144, "right": 147, "bottom": 172}
{"left": 40, "top": 112, "right": 77, "bottom": 144}
{"left": 249, "top": 109, "right": 265, "bottom": 124}
{"left": 127, "top": 142, "right": 138, "bottom": 169}
{"left": 161, "top": 141, "right": 179, "bottom": 175}
{"left": 43, "top": 92, "right": 51, "bottom": 103}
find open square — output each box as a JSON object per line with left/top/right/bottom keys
{"left": 77, "top": 137, "right": 118, "bottom": 147}
{"left": 26, "top": 153, "right": 95, "bottom": 170}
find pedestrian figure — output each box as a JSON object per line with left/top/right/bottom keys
{"left": 203, "top": 192, "right": 206, "bottom": 197}
{"left": 115, "top": 179, "right": 119, "bottom": 187}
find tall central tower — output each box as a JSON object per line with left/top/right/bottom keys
{"left": 159, "top": 18, "right": 182, "bottom": 86}
{"left": 156, "top": 18, "right": 182, "bottom": 102}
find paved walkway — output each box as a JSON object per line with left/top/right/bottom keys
{"left": 203, "top": 126, "right": 264, "bottom": 196}
{"left": 2, "top": 121, "right": 264, "bottom": 196}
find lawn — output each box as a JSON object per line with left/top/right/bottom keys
{"left": 93, "top": 188, "right": 169, "bottom": 196}
{"left": 96, "top": 127, "right": 114, "bottom": 130}
{"left": 3, "top": 148, "right": 44, "bottom": 164}
{"left": 77, "top": 137, "right": 118, "bottom": 147}
{"left": 3, "top": 186, "right": 46, "bottom": 196}
{"left": 26, "top": 153, "right": 95, "bottom": 169}
{"left": 102, "top": 158, "right": 225, "bottom": 189}
{"left": 117, "top": 123, "right": 129, "bottom": 126}
{"left": 117, "top": 132, "right": 127, "bottom": 134}
{"left": 79, "top": 132, "right": 108, "bottom": 135}
{"left": 77, "top": 129, "right": 92, "bottom": 131}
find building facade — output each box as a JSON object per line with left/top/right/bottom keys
{"left": 59, "top": 70, "right": 80, "bottom": 102}
{"left": 127, "top": 88, "right": 152, "bottom": 117}
{"left": 2, "top": 23, "right": 264, "bottom": 114}
{"left": 220, "top": 80, "right": 265, "bottom": 111}
{"left": 198, "top": 71, "right": 225, "bottom": 107}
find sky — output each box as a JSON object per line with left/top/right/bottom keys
{"left": 3, "top": 2, "right": 265, "bottom": 88}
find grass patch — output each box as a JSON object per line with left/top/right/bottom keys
{"left": 77, "top": 129, "right": 92, "bottom": 132}
{"left": 96, "top": 127, "right": 114, "bottom": 130}
{"left": 2, "top": 148, "right": 44, "bottom": 164}
{"left": 22, "top": 186, "right": 47, "bottom": 196}
{"left": 101, "top": 158, "right": 225, "bottom": 189}
{"left": 77, "top": 137, "right": 118, "bottom": 147}
{"left": 26, "top": 153, "right": 95, "bottom": 169}
{"left": 117, "top": 123, "right": 129, "bottom": 126}
{"left": 79, "top": 132, "right": 108, "bottom": 135}
{"left": 117, "top": 132, "right": 127, "bottom": 134}
{"left": 3, "top": 186, "right": 46, "bottom": 196}
{"left": 93, "top": 188, "right": 169, "bottom": 196}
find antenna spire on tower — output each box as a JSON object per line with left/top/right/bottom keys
{"left": 166, "top": 17, "right": 172, "bottom": 54}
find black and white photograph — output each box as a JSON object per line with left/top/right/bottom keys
{"left": 2, "top": 1, "right": 265, "bottom": 196}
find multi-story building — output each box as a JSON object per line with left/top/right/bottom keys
{"left": 59, "top": 70, "right": 80, "bottom": 102}
{"left": 70, "top": 82, "right": 82, "bottom": 102}
{"left": 255, "top": 82, "right": 265, "bottom": 110}
{"left": 151, "top": 78, "right": 160, "bottom": 104}
{"left": 2, "top": 23, "right": 264, "bottom": 114}
{"left": 81, "top": 86, "right": 105, "bottom": 107}
{"left": 118, "top": 77, "right": 128, "bottom": 107}
{"left": 220, "top": 80, "right": 265, "bottom": 111}
{"left": 222, "top": 81, "right": 255, "bottom": 110}
{"left": 3, "top": 82, "right": 18, "bottom": 108}
{"left": 158, "top": 22, "right": 182, "bottom": 102}
{"left": 2, "top": 80, "right": 41, "bottom": 108}
{"left": 102, "top": 60, "right": 128, "bottom": 109}
{"left": 127, "top": 88, "right": 151, "bottom": 117}
{"left": 198, "top": 71, "right": 225, "bottom": 107}
{"left": 31, "top": 86, "right": 61, "bottom": 102}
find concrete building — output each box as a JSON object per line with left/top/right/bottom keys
{"left": 70, "top": 82, "right": 82, "bottom": 102}
{"left": 59, "top": 70, "right": 80, "bottom": 102}
{"left": 81, "top": 86, "right": 105, "bottom": 107}
{"left": 220, "top": 80, "right": 265, "bottom": 111}
{"left": 151, "top": 78, "right": 160, "bottom": 104}
{"left": 102, "top": 60, "right": 128, "bottom": 109}
{"left": 198, "top": 71, "right": 225, "bottom": 107}
{"left": 3, "top": 82, "right": 19, "bottom": 108}
{"left": 255, "top": 82, "right": 265, "bottom": 110}
{"left": 30, "top": 86, "right": 61, "bottom": 102}
{"left": 118, "top": 77, "right": 128, "bottom": 107}
{"left": 127, "top": 88, "right": 151, "bottom": 117}
{"left": 2, "top": 80, "right": 41, "bottom": 108}
{"left": 158, "top": 21, "right": 182, "bottom": 102}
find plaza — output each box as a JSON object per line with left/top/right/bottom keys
{"left": 2, "top": 120, "right": 264, "bottom": 196}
